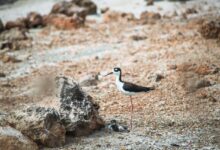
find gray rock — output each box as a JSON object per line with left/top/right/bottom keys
{"left": 7, "top": 106, "right": 65, "bottom": 148}
{"left": 51, "top": 1, "right": 87, "bottom": 19}
{"left": 141, "top": 11, "right": 161, "bottom": 20}
{"left": 0, "top": 112, "right": 8, "bottom": 126}
{"left": 66, "top": 5, "right": 87, "bottom": 18}
{"left": 56, "top": 76, "right": 104, "bottom": 136}
{"left": 0, "top": 40, "right": 26, "bottom": 50}
{"left": 0, "top": 126, "right": 38, "bottom": 150}
{"left": 74, "top": 0, "right": 97, "bottom": 15}
{"left": 0, "top": 19, "right": 4, "bottom": 32}
{"left": 44, "top": 13, "right": 85, "bottom": 29}
{"left": 51, "top": 0, "right": 97, "bottom": 18}
{"left": 5, "top": 18, "right": 27, "bottom": 30}
{"left": 185, "top": 8, "right": 198, "bottom": 14}
{"left": 0, "top": 41, "right": 12, "bottom": 50}
{"left": 0, "top": 28, "right": 28, "bottom": 41}
{"left": 26, "top": 12, "right": 44, "bottom": 28}
{"left": 147, "top": 0, "right": 154, "bottom": 6}
{"left": 211, "top": 134, "right": 220, "bottom": 148}
{"left": 0, "top": 72, "right": 6, "bottom": 78}
{"left": 199, "top": 21, "right": 220, "bottom": 39}
{"left": 100, "top": 7, "right": 109, "bottom": 14}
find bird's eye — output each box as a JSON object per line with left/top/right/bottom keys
{"left": 114, "top": 67, "right": 120, "bottom": 72}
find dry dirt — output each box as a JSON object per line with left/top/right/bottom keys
{"left": 0, "top": 0, "right": 220, "bottom": 149}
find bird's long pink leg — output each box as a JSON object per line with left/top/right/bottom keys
{"left": 130, "top": 96, "right": 133, "bottom": 130}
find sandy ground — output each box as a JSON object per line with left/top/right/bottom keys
{"left": 0, "top": 0, "right": 220, "bottom": 149}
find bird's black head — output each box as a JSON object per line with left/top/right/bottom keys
{"left": 104, "top": 67, "right": 121, "bottom": 77}
{"left": 113, "top": 67, "right": 121, "bottom": 73}
{"left": 113, "top": 67, "right": 121, "bottom": 77}
{"left": 110, "top": 119, "right": 117, "bottom": 125}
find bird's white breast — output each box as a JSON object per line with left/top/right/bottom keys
{"left": 115, "top": 80, "right": 135, "bottom": 96}
{"left": 116, "top": 80, "right": 124, "bottom": 92}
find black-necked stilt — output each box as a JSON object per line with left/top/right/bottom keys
{"left": 107, "top": 120, "right": 129, "bottom": 132}
{"left": 105, "top": 67, "right": 154, "bottom": 129}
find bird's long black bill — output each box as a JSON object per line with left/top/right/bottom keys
{"left": 104, "top": 72, "right": 113, "bottom": 76}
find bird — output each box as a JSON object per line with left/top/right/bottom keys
{"left": 107, "top": 120, "right": 129, "bottom": 132}
{"left": 105, "top": 67, "right": 154, "bottom": 129}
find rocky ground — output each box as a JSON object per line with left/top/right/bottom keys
{"left": 0, "top": 0, "right": 220, "bottom": 149}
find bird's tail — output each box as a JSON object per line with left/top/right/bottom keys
{"left": 144, "top": 86, "right": 155, "bottom": 92}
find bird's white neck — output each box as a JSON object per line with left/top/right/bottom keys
{"left": 114, "top": 73, "right": 124, "bottom": 92}
{"left": 115, "top": 73, "right": 122, "bottom": 84}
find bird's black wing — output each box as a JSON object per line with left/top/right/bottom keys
{"left": 123, "top": 82, "right": 154, "bottom": 93}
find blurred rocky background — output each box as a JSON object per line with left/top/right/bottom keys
{"left": 0, "top": 0, "right": 220, "bottom": 149}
